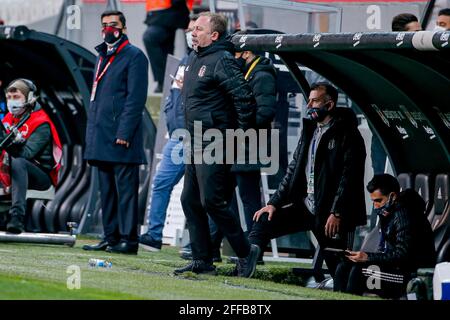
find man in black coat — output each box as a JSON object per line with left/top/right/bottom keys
{"left": 250, "top": 82, "right": 367, "bottom": 278}
{"left": 334, "top": 174, "right": 436, "bottom": 298}
{"left": 83, "top": 11, "right": 149, "bottom": 254}
{"left": 208, "top": 48, "right": 277, "bottom": 258}
{"left": 175, "top": 12, "right": 260, "bottom": 277}
{"left": 232, "top": 48, "right": 277, "bottom": 233}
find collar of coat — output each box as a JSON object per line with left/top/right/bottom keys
{"left": 195, "top": 37, "right": 234, "bottom": 57}
{"left": 95, "top": 35, "right": 129, "bottom": 57}
{"left": 303, "top": 107, "right": 359, "bottom": 132}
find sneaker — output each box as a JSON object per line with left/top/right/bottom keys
{"left": 236, "top": 244, "right": 260, "bottom": 278}
{"left": 6, "top": 215, "right": 24, "bottom": 234}
{"left": 139, "top": 234, "right": 162, "bottom": 252}
{"left": 174, "top": 260, "right": 217, "bottom": 275}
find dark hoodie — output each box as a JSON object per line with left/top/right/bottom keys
{"left": 181, "top": 38, "right": 256, "bottom": 138}
{"left": 268, "top": 108, "right": 367, "bottom": 230}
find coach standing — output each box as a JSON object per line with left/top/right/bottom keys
{"left": 83, "top": 10, "right": 149, "bottom": 254}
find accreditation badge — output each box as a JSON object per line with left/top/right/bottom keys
{"left": 90, "top": 82, "right": 98, "bottom": 102}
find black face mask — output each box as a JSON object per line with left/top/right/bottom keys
{"left": 235, "top": 56, "right": 247, "bottom": 70}
{"left": 103, "top": 26, "right": 123, "bottom": 45}
{"left": 306, "top": 101, "right": 331, "bottom": 122}
{"left": 374, "top": 193, "right": 395, "bottom": 217}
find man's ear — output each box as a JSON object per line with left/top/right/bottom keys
{"left": 123, "top": 26, "right": 127, "bottom": 34}
{"left": 327, "top": 100, "right": 335, "bottom": 111}
{"left": 211, "top": 31, "right": 219, "bottom": 41}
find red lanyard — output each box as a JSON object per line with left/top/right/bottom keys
{"left": 94, "top": 40, "right": 129, "bottom": 84}
{"left": 91, "top": 40, "right": 129, "bottom": 101}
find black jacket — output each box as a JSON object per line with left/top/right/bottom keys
{"left": 144, "top": 0, "right": 190, "bottom": 29}
{"left": 182, "top": 39, "right": 256, "bottom": 138}
{"left": 245, "top": 56, "right": 277, "bottom": 128}
{"left": 231, "top": 55, "right": 277, "bottom": 172}
{"left": 2, "top": 104, "right": 53, "bottom": 172}
{"left": 367, "top": 190, "right": 436, "bottom": 272}
{"left": 267, "top": 108, "right": 367, "bottom": 229}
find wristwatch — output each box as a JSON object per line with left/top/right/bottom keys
{"left": 332, "top": 212, "right": 341, "bottom": 218}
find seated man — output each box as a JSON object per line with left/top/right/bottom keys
{"left": 334, "top": 174, "right": 436, "bottom": 298}
{"left": 0, "top": 79, "right": 62, "bottom": 234}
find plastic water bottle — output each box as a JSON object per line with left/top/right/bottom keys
{"left": 88, "top": 258, "right": 112, "bottom": 268}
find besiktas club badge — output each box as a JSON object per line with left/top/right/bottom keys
{"left": 198, "top": 65, "right": 207, "bottom": 77}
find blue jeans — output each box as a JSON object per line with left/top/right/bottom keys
{"left": 146, "top": 138, "right": 185, "bottom": 242}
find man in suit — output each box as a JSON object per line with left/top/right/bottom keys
{"left": 82, "top": 10, "right": 149, "bottom": 254}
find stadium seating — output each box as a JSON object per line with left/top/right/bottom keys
{"left": 415, "top": 173, "right": 434, "bottom": 217}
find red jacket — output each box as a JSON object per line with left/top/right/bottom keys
{"left": 1, "top": 108, "right": 62, "bottom": 188}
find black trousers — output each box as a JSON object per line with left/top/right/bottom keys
{"left": 142, "top": 25, "right": 176, "bottom": 86}
{"left": 248, "top": 204, "right": 354, "bottom": 277}
{"left": 97, "top": 163, "right": 139, "bottom": 246}
{"left": 181, "top": 162, "right": 250, "bottom": 262}
{"left": 334, "top": 261, "right": 409, "bottom": 298}
{"left": 209, "top": 171, "right": 262, "bottom": 252}
{"left": 10, "top": 157, "right": 51, "bottom": 218}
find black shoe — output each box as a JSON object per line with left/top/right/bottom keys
{"left": 174, "top": 260, "right": 217, "bottom": 275}
{"left": 180, "top": 250, "right": 222, "bottom": 263}
{"left": 236, "top": 244, "right": 260, "bottom": 278}
{"left": 6, "top": 215, "right": 24, "bottom": 234}
{"left": 228, "top": 255, "right": 263, "bottom": 265}
{"left": 139, "top": 234, "right": 162, "bottom": 252}
{"left": 82, "top": 240, "right": 111, "bottom": 251}
{"left": 106, "top": 241, "right": 138, "bottom": 255}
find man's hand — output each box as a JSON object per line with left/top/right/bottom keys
{"left": 174, "top": 78, "right": 184, "bottom": 89}
{"left": 325, "top": 214, "right": 341, "bottom": 238}
{"left": 253, "top": 205, "right": 276, "bottom": 222}
{"left": 116, "top": 139, "right": 130, "bottom": 148}
{"left": 346, "top": 251, "right": 368, "bottom": 263}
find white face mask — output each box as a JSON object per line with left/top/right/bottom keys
{"left": 185, "top": 31, "right": 193, "bottom": 49}
{"left": 7, "top": 99, "right": 26, "bottom": 117}
{"left": 434, "top": 25, "right": 447, "bottom": 32}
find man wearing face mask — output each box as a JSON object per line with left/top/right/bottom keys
{"left": 436, "top": 8, "right": 450, "bottom": 31}
{"left": 207, "top": 44, "right": 277, "bottom": 262}
{"left": 249, "top": 82, "right": 367, "bottom": 279}
{"left": 0, "top": 79, "right": 62, "bottom": 234}
{"left": 334, "top": 174, "right": 435, "bottom": 298}
{"left": 176, "top": 12, "right": 259, "bottom": 277}
{"left": 83, "top": 11, "right": 149, "bottom": 255}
